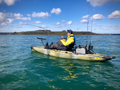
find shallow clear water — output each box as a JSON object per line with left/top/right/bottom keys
{"left": 0, "top": 35, "right": 120, "bottom": 90}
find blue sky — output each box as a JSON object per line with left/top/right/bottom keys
{"left": 0, "top": 0, "right": 120, "bottom": 33}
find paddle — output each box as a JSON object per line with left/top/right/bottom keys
{"left": 37, "top": 37, "right": 46, "bottom": 47}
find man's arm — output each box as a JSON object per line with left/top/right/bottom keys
{"left": 61, "top": 37, "right": 74, "bottom": 46}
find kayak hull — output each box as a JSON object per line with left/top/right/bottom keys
{"left": 31, "top": 46, "right": 115, "bottom": 61}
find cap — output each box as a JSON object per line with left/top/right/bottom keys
{"left": 67, "top": 29, "right": 73, "bottom": 34}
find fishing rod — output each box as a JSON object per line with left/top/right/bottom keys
{"left": 27, "top": 24, "right": 47, "bottom": 29}
{"left": 86, "top": 5, "right": 89, "bottom": 47}
{"left": 27, "top": 23, "right": 62, "bottom": 37}
{"left": 90, "top": 9, "right": 93, "bottom": 45}
{"left": 89, "top": 8, "right": 95, "bottom": 47}
{"left": 27, "top": 24, "right": 66, "bottom": 46}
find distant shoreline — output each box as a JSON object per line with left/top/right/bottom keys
{"left": 0, "top": 30, "right": 120, "bottom": 35}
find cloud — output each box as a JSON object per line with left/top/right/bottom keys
{"left": 14, "top": 13, "right": 31, "bottom": 21}
{"left": 62, "top": 20, "right": 65, "bottom": 23}
{"left": 19, "top": 22, "right": 22, "bottom": 25}
{"left": 91, "top": 14, "right": 104, "bottom": 20}
{"left": 103, "top": 28, "right": 108, "bottom": 30}
{"left": 67, "top": 21, "right": 72, "bottom": 25}
{"left": 114, "top": 25, "right": 119, "bottom": 27}
{"left": 52, "top": 23, "right": 56, "bottom": 25}
{"left": 108, "top": 10, "right": 120, "bottom": 19}
{"left": 19, "top": 22, "right": 28, "bottom": 25}
{"left": 96, "top": 24, "right": 102, "bottom": 26}
{"left": 32, "top": 12, "right": 50, "bottom": 19}
{"left": 0, "top": 12, "right": 8, "bottom": 23}
{"left": 56, "top": 24, "right": 66, "bottom": 28}
{"left": 87, "top": 0, "right": 117, "bottom": 7}
{"left": 82, "top": 15, "right": 89, "bottom": 18}
{"left": 80, "top": 19, "right": 88, "bottom": 23}
{"left": 27, "top": 14, "right": 31, "bottom": 17}
{"left": 6, "top": 18, "right": 14, "bottom": 24}
{"left": 0, "top": 12, "right": 14, "bottom": 26}
{"left": 86, "top": 25, "right": 90, "bottom": 27}
{"left": 0, "top": 22, "right": 7, "bottom": 26}
{"left": 51, "top": 8, "right": 61, "bottom": 15}
{"left": 17, "top": 26, "right": 22, "bottom": 28}
{"left": 77, "top": 26, "right": 80, "bottom": 29}
{"left": 0, "top": 0, "right": 2, "bottom": 3}
{"left": 56, "top": 22, "right": 60, "bottom": 25}
{"left": 14, "top": 13, "right": 23, "bottom": 17}
{"left": 40, "top": 25, "right": 47, "bottom": 28}
{"left": 108, "top": 25, "right": 112, "bottom": 27}
{"left": 16, "top": 17, "right": 31, "bottom": 21}
{"left": 61, "top": 25, "right": 66, "bottom": 27}
{"left": 1, "top": 0, "right": 17, "bottom": 6}
{"left": 93, "top": 22, "right": 96, "bottom": 24}
{"left": 35, "top": 21, "right": 41, "bottom": 24}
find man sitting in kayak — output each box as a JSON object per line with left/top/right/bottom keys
{"left": 49, "top": 29, "right": 75, "bottom": 51}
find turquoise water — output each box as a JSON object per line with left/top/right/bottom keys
{"left": 0, "top": 35, "right": 120, "bottom": 90}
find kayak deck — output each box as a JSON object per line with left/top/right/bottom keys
{"left": 31, "top": 46, "right": 115, "bottom": 61}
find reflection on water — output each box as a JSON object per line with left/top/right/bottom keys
{"left": 31, "top": 51, "right": 120, "bottom": 89}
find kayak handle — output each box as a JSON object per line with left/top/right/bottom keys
{"left": 37, "top": 37, "right": 46, "bottom": 40}
{"left": 37, "top": 37, "right": 46, "bottom": 47}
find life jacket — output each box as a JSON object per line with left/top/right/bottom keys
{"left": 66, "top": 34, "right": 75, "bottom": 50}
{"left": 61, "top": 34, "right": 75, "bottom": 51}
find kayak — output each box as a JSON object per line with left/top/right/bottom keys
{"left": 31, "top": 46, "right": 115, "bottom": 62}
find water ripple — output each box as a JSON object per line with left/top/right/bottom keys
{"left": 0, "top": 35, "right": 120, "bottom": 90}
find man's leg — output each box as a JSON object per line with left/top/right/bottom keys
{"left": 51, "top": 40, "right": 66, "bottom": 50}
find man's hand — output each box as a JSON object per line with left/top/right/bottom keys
{"left": 61, "top": 36, "right": 65, "bottom": 39}
{"left": 51, "top": 45, "right": 53, "bottom": 48}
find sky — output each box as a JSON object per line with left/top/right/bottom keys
{"left": 0, "top": 0, "right": 120, "bottom": 33}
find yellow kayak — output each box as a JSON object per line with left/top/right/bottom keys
{"left": 31, "top": 46, "right": 115, "bottom": 62}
